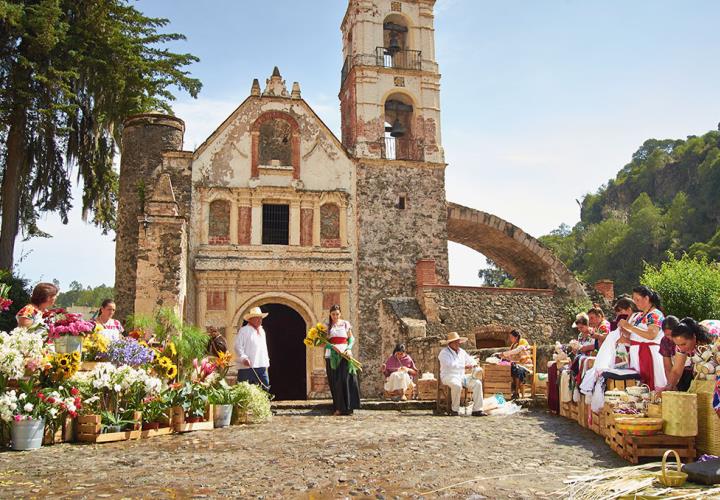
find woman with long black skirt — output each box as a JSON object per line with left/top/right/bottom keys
{"left": 324, "top": 304, "right": 361, "bottom": 415}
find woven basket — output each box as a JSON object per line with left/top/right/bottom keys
{"left": 690, "top": 378, "right": 720, "bottom": 454}
{"left": 646, "top": 403, "right": 662, "bottom": 419}
{"left": 662, "top": 391, "right": 698, "bottom": 437}
{"left": 657, "top": 449, "right": 688, "bottom": 487}
{"left": 615, "top": 417, "right": 663, "bottom": 436}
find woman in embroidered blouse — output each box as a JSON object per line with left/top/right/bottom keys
{"left": 93, "top": 299, "right": 124, "bottom": 342}
{"left": 324, "top": 304, "right": 361, "bottom": 416}
{"left": 664, "top": 317, "right": 712, "bottom": 392}
{"left": 500, "top": 330, "right": 533, "bottom": 399}
{"left": 617, "top": 285, "right": 666, "bottom": 390}
{"left": 382, "top": 343, "right": 418, "bottom": 400}
{"left": 16, "top": 282, "right": 59, "bottom": 329}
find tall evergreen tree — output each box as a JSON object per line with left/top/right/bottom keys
{"left": 0, "top": 0, "right": 201, "bottom": 269}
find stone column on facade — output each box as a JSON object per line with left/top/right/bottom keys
{"left": 289, "top": 200, "right": 301, "bottom": 246}
{"left": 250, "top": 197, "right": 262, "bottom": 245}
{"left": 115, "top": 113, "right": 184, "bottom": 321}
{"left": 312, "top": 198, "right": 321, "bottom": 247}
{"left": 229, "top": 198, "right": 239, "bottom": 245}
{"left": 196, "top": 284, "right": 208, "bottom": 335}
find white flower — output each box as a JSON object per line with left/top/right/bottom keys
{"left": 48, "top": 408, "right": 59, "bottom": 418}
{"left": 113, "top": 384, "right": 122, "bottom": 392}
{"left": 9, "top": 403, "right": 17, "bottom": 411}
{"left": 18, "top": 393, "right": 26, "bottom": 401}
{"left": 23, "top": 403, "right": 34, "bottom": 412}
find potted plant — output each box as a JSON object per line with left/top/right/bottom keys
{"left": 141, "top": 396, "right": 170, "bottom": 430}
{"left": 208, "top": 380, "right": 234, "bottom": 428}
{"left": 99, "top": 410, "right": 135, "bottom": 433}
{"left": 46, "top": 310, "right": 95, "bottom": 354}
{"left": 230, "top": 382, "right": 273, "bottom": 425}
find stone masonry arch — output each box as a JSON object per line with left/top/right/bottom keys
{"left": 447, "top": 202, "right": 586, "bottom": 298}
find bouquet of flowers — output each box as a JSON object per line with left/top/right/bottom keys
{"left": 82, "top": 332, "right": 109, "bottom": 362}
{"left": 46, "top": 310, "right": 95, "bottom": 340}
{"left": 0, "top": 282, "right": 13, "bottom": 311}
{"left": 41, "top": 352, "right": 81, "bottom": 383}
{"left": 106, "top": 337, "right": 155, "bottom": 367}
{"left": 150, "top": 342, "right": 178, "bottom": 380}
{"left": 0, "top": 328, "right": 46, "bottom": 388}
{"left": 0, "top": 385, "right": 82, "bottom": 423}
{"left": 303, "top": 323, "right": 362, "bottom": 373}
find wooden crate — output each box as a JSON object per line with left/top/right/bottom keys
{"left": 606, "top": 379, "right": 638, "bottom": 391}
{"left": 140, "top": 426, "right": 173, "bottom": 439}
{"left": 417, "top": 378, "right": 438, "bottom": 400}
{"left": 560, "top": 401, "right": 578, "bottom": 420}
{"left": 577, "top": 401, "right": 589, "bottom": 428}
{"left": 172, "top": 405, "right": 214, "bottom": 433}
{"left": 43, "top": 416, "right": 76, "bottom": 445}
{"left": 619, "top": 432, "right": 696, "bottom": 464}
{"left": 483, "top": 364, "right": 512, "bottom": 398}
{"left": 77, "top": 414, "right": 142, "bottom": 443}
{"left": 590, "top": 411, "right": 602, "bottom": 435}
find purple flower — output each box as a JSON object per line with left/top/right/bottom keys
{"left": 107, "top": 338, "right": 155, "bottom": 367}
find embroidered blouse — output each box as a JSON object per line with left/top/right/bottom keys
{"left": 383, "top": 353, "right": 418, "bottom": 378}
{"left": 15, "top": 304, "right": 44, "bottom": 329}
{"left": 324, "top": 320, "right": 352, "bottom": 358}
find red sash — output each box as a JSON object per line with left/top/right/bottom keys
{"left": 329, "top": 337, "right": 347, "bottom": 345}
{"left": 630, "top": 340, "right": 659, "bottom": 390}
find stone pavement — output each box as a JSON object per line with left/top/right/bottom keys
{"left": 0, "top": 409, "right": 625, "bottom": 499}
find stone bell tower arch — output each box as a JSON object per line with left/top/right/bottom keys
{"left": 340, "top": 0, "right": 449, "bottom": 392}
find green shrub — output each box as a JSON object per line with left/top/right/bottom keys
{"left": 641, "top": 253, "right": 720, "bottom": 320}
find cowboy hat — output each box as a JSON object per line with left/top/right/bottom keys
{"left": 243, "top": 306, "right": 269, "bottom": 321}
{"left": 440, "top": 331, "right": 468, "bottom": 345}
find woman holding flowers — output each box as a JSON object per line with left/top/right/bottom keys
{"left": 16, "top": 282, "right": 59, "bottom": 329}
{"left": 324, "top": 305, "right": 360, "bottom": 416}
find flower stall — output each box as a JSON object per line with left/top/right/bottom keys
{"left": 0, "top": 307, "right": 272, "bottom": 451}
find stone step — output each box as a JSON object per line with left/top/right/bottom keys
{"left": 272, "top": 395, "right": 547, "bottom": 412}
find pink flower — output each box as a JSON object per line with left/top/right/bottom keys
{"left": 70, "top": 387, "right": 79, "bottom": 396}
{"left": 193, "top": 358, "right": 199, "bottom": 369}
{"left": 14, "top": 415, "right": 22, "bottom": 422}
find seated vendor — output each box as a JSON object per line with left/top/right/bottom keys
{"left": 500, "top": 330, "right": 533, "bottom": 399}
{"left": 382, "top": 343, "right": 418, "bottom": 400}
{"left": 438, "top": 332, "right": 486, "bottom": 416}
{"left": 573, "top": 313, "right": 597, "bottom": 355}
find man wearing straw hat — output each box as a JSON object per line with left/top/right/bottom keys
{"left": 234, "top": 306, "right": 271, "bottom": 390}
{"left": 438, "top": 332, "right": 486, "bottom": 416}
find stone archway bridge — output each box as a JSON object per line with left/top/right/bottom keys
{"left": 446, "top": 202, "right": 586, "bottom": 299}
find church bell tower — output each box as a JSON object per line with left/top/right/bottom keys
{"left": 340, "top": 0, "right": 449, "bottom": 394}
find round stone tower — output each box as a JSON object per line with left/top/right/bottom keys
{"left": 115, "top": 113, "right": 185, "bottom": 321}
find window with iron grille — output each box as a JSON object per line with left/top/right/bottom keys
{"left": 262, "top": 204, "right": 289, "bottom": 245}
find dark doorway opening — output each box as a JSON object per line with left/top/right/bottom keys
{"left": 246, "top": 303, "right": 307, "bottom": 401}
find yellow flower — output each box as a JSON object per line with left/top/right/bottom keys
{"left": 58, "top": 356, "right": 69, "bottom": 367}
{"left": 308, "top": 328, "right": 318, "bottom": 340}
{"left": 303, "top": 338, "right": 313, "bottom": 347}
{"left": 166, "top": 365, "right": 178, "bottom": 379}
{"left": 158, "top": 356, "right": 172, "bottom": 368}
{"left": 166, "top": 342, "right": 177, "bottom": 357}
{"left": 71, "top": 351, "right": 81, "bottom": 362}
{"left": 316, "top": 323, "right": 327, "bottom": 332}
{"left": 217, "top": 351, "right": 232, "bottom": 368}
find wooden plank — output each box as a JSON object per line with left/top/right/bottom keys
{"left": 140, "top": 427, "right": 173, "bottom": 439}
{"left": 77, "top": 415, "right": 101, "bottom": 425}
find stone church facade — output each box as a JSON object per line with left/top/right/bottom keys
{"left": 115, "top": 0, "right": 592, "bottom": 399}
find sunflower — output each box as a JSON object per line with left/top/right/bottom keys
{"left": 308, "top": 328, "right": 318, "bottom": 340}
{"left": 165, "top": 365, "right": 178, "bottom": 379}
{"left": 71, "top": 351, "right": 81, "bottom": 362}
{"left": 158, "top": 356, "right": 172, "bottom": 368}
{"left": 303, "top": 338, "right": 313, "bottom": 347}
{"left": 166, "top": 342, "right": 177, "bottom": 357}
{"left": 58, "top": 356, "right": 70, "bottom": 367}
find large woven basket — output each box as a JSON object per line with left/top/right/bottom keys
{"left": 662, "top": 391, "right": 698, "bottom": 437}
{"left": 615, "top": 417, "right": 663, "bottom": 436}
{"left": 690, "top": 378, "right": 720, "bottom": 454}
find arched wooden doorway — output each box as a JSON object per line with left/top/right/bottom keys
{"left": 258, "top": 303, "right": 307, "bottom": 401}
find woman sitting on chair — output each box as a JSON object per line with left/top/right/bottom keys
{"left": 500, "top": 330, "right": 533, "bottom": 399}
{"left": 382, "top": 344, "right": 418, "bottom": 401}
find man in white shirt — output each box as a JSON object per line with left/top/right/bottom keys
{"left": 438, "top": 331, "right": 486, "bottom": 416}
{"left": 234, "top": 306, "right": 270, "bottom": 390}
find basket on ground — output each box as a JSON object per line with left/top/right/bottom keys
{"left": 657, "top": 449, "right": 687, "bottom": 487}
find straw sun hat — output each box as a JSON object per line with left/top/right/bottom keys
{"left": 440, "top": 331, "right": 468, "bottom": 345}
{"left": 243, "top": 306, "right": 269, "bottom": 321}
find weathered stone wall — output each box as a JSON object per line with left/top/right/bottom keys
{"left": 422, "top": 285, "right": 574, "bottom": 344}
{"left": 115, "top": 114, "right": 184, "bottom": 321}
{"left": 355, "top": 162, "right": 448, "bottom": 394}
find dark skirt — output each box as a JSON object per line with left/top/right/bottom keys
{"left": 677, "top": 369, "right": 694, "bottom": 392}
{"left": 325, "top": 358, "right": 361, "bottom": 414}
{"left": 511, "top": 362, "right": 528, "bottom": 383}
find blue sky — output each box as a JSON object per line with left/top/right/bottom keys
{"left": 14, "top": 0, "right": 720, "bottom": 289}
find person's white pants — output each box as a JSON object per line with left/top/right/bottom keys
{"left": 384, "top": 371, "right": 414, "bottom": 392}
{"left": 443, "top": 375, "right": 484, "bottom": 412}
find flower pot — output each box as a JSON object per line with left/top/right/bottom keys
{"left": 186, "top": 416, "right": 204, "bottom": 423}
{"left": 103, "top": 425, "right": 122, "bottom": 434}
{"left": 11, "top": 418, "right": 45, "bottom": 451}
{"left": 213, "top": 404, "right": 233, "bottom": 428}
{"left": 142, "top": 422, "right": 160, "bottom": 431}
{"left": 55, "top": 335, "right": 83, "bottom": 354}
